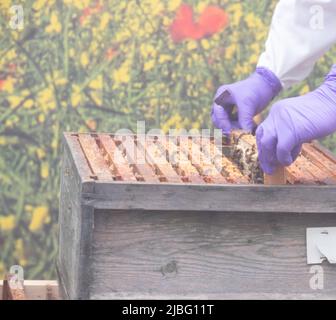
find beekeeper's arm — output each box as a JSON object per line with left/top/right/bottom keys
{"left": 258, "top": 0, "right": 336, "bottom": 89}
{"left": 256, "top": 0, "right": 336, "bottom": 174}
{"left": 212, "top": 0, "right": 336, "bottom": 134}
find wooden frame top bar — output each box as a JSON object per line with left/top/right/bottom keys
{"left": 63, "top": 132, "right": 336, "bottom": 187}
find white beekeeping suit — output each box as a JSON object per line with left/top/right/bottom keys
{"left": 258, "top": 0, "right": 336, "bottom": 88}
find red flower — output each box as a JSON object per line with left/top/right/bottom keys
{"left": 80, "top": 1, "right": 103, "bottom": 25}
{"left": 80, "top": 8, "right": 92, "bottom": 25}
{"left": 82, "top": 7, "right": 92, "bottom": 17}
{"left": 198, "top": 6, "right": 228, "bottom": 36}
{"left": 0, "top": 79, "right": 5, "bottom": 90}
{"left": 105, "top": 48, "right": 117, "bottom": 61}
{"left": 169, "top": 4, "right": 195, "bottom": 42}
{"left": 169, "top": 4, "right": 229, "bottom": 43}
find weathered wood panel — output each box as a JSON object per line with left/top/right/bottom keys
{"left": 90, "top": 210, "right": 336, "bottom": 299}
{"left": 58, "top": 133, "right": 336, "bottom": 300}
{"left": 63, "top": 133, "right": 93, "bottom": 185}
{"left": 57, "top": 136, "right": 94, "bottom": 300}
{"left": 90, "top": 182, "right": 336, "bottom": 213}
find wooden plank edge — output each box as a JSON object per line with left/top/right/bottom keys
{"left": 63, "top": 133, "right": 94, "bottom": 180}
{"left": 0, "top": 280, "right": 59, "bottom": 300}
{"left": 2, "top": 274, "right": 26, "bottom": 300}
{"left": 90, "top": 181, "right": 336, "bottom": 213}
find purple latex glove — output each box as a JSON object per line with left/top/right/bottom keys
{"left": 211, "top": 67, "right": 282, "bottom": 134}
{"left": 256, "top": 65, "right": 336, "bottom": 175}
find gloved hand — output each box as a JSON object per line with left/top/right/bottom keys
{"left": 256, "top": 65, "right": 336, "bottom": 175}
{"left": 211, "top": 67, "right": 282, "bottom": 134}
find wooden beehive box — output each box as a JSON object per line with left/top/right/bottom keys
{"left": 58, "top": 132, "right": 336, "bottom": 300}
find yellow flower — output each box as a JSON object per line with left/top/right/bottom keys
{"left": 129, "top": 18, "right": 141, "bottom": 33}
{"left": 2, "top": 77, "right": 15, "bottom": 94}
{"left": 225, "top": 44, "right": 236, "bottom": 60}
{"left": 228, "top": 3, "right": 243, "bottom": 27}
{"left": 99, "top": 12, "right": 110, "bottom": 30}
{"left": 0, "top": 215, "right": 16, "bottom": 231}
{"left": 245, "top": 12, "right": 263, "bottom": 29}
{"left": 249, "top": 53, "right": 258, "bottom": 65}
{"left": 23, "top": 99, "right": 34, "bottom": 109}
{"left": 256, "top": 30, "right": 267, "bottom": 42}
{"left": 196, "top": 1, "right": 208, "bottom": 13}
{"left": 0, "top": 1, "right": 11, "bottom": 11}
{"left": 71, "top": 0, "right": 90, "bottom": 10}
{"left": 86, "top": 119, "right": 97, "bottom": 131}
{"left": 162, "top": 113, "right": 184, "bottom": 133}
{"left": 144, "top": 59, "right": 155, "bottom": 72}
{"left": 162, "top": 16, "right": 171, "bottom": 26}
{"left": 33, "top": 0, "right": 48, "bottom": 11}
{"left": 201, "top": 39, "right": 210, "bottom": 50}
{"left": 187, "top": 41, "right": 197, "bottom": 51}
{"left": 148, "top": 0, "right": 164, "bottom": 16}
{"left": 89, "top": 41, "right": 99, "bottom": 52}
{"left": 0, "top": 137, "right": 6, "bottom": 145}
{"left": 91, "top": 91, "right": 102, "bottom": 106}
{"left": 8, "top": 95, "right": 23, "bottom": 108}
{"left": 205, "top": 79, "right": 213, "bottom": 91}
{"left": 21, "top": 89, "right": 30, "bottom": 96}
{"left": 300, "top": 84, "right": 310, "bottom": 95}
{"left": 89, "top": 75, "right": 103, "bottom": 90}
{"left": 69, "top": 48, "right": 75, "bottom": 57}
{"left": 234, "top": 63, "right": 252, "bottom": 77}
{"left": 140, "top": 43, "right": 157, "bottom": 58}
{"left": 159, "top": 54, "right": 172, "bottom": 64}
{"left": 55, "top": 77, "right": 67, "bottom": 85}
{"left": 192, "top": 121, "right": 201, "bottom": 130}
{"left": 52, "top": 71, "right": 67, "bottom": 86}
{"left": 71, "top": 92, "right": 81, "bottom": 107}
{"left": 36, "top": 148, "right": 46, "bottom": 159}
{"left": 41, "top": 162, "right": 49, "bottom": 179}
{"left": 167, "top": 0, "right": 182, "bottom": 12}
{"left": 250, "top": 43, "right": 260, "bottom": 54}
{"left": 6, "top": 49, "right": 17, "bottom": 60}
{"left": 25, "top": 205, "right": 33, "bottom": 212}
{"left": 38, "top": 113, "right": 45, "bottom": 123}
{"left": 29, "top": 206, "right": 50, "bottom": 232}
{"left": 15, "top": 239, "right": 27, "bottom": 267}
{"left": 5, "top": 119, "right": 13, "bottom": 128}
{"left": 37, "top": 87, "right": 56, "bottom": 111}
{"left": 113, "top": 61, "right": 130, "bottom": 84}
{"left": 46, "top": 12, "right": 62, "bottom": 33}
{"left": 71, "top": 85, "right": 81, "bottom": 107}
{"left": 114, "top": 29, "right": 132, "bottom": 42}
{"left": 144, "top": 22, "right": 154, "bottom": 34}
{"left": 51, "top": 138, "right": 58, "bottom": 150}
{"left": 191, "top": 53, "right": 201, "bottom": 62}
{"left": 80, "top": 52, "right": 89, "bottom": 67}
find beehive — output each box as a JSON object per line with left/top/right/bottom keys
{"left": 58, "top": 132, "right": 336, "bottom": 299}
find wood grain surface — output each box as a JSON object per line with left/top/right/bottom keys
{"left": 90, "top": 210, "right": 336, "bottom": 299}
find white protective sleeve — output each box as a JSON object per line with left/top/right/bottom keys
{"left": 257, "top": 0, "right": 336, "bottom": 89}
